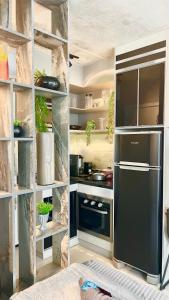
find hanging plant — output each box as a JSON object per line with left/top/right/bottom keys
{"left": 85, "top": 120, "right": 96, "bottom": 145}
{"left": 106, "top": 92, "right": 114, "bottom": 143}
{"left": 35, "top": 95, "right": 49, "bottom": 132}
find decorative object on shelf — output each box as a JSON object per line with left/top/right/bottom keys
{"left": 35, "top": 95, "right": 55, "bottom": 185}
{"left": 0, "top": 43, "right": 9, "bottom": 80}
{"left": 14, "top": 120, "right": 24, "bottom": 137}
{"left": 34, "top": 69, "right": 60, "bottom": 91}
{"left": 98, "top": 117, "right": 105, "bottom": 130}
{"left": 106, "top": 92, "right": 114, "bottom": 143}
{"left": 85, "top": 120, "right": 96, "bottom": 145}
{"left": 70, "top": 125, "right": 82, "bottom": 130}
{"left": 37, "top": 202, "right": 53, "bottom": 232}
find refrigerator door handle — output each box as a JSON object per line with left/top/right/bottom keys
{"left": 119, "top": 161, "right": 150, "bottom": 167}
{"left": 119, "top": 165, "right": 150, "bottom": 172}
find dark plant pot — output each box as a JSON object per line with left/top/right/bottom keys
{"left": 35, "top": 76, "right": 60, "bottom": 91}
{"left": 14, "top": 125, "right": 24, "bottom": 137}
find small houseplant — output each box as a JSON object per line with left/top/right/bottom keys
{"left": 37, "top": 202, "right": 54, "bottom": 231}
{"left": 85, "top": 120, "right": 96, "bottom": 145}
{"left": 35, "top": 95, "right": 55, "bottom": 185}
{"left": 106, "top": 92, "right": 114, "bottom": 143}
{"left": 34, "top": 68, "right": 60, "bottom": 91}
{"left": 14, "top": 119, "right": 24, "bottom": 137}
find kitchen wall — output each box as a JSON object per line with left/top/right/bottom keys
{"left": 70, "top": 133, "right": 114, "bottom": 170}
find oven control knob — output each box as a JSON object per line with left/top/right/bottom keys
{"left": 98, "top": 203, "right": 103, "bottom": 208}
{"left": 83, "top": 199, "right": 88, "bottom": 204}
{"left": 91, "top": 201, "right": 96, "bottom": 206}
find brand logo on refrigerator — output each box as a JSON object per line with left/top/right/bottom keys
{"left": 130, "top": 141, "right": 139, "bottom": 145}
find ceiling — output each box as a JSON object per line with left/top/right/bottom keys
{"left": 70, "top": 0, "right": 169, "bottom": 65}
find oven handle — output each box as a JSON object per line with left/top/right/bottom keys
{"left": 81, "top": 205, "right": 108, "bottom": 215}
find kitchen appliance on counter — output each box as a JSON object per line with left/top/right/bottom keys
{"left": 84, "top": 162, "right": 93, "bottom": 174}
{"left": 70, "top": 154, "right": 83, "bottom": 177}
{"left": 114, "top": 131, "right": 162, "bottom": 283}
{"left": 77, "top": 192, "right": 112, "bottom": 241}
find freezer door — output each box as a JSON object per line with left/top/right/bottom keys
{"left": 115, "top": 132, "right": 162, "bottom": 167}
{"left": 114, "top": 165, "right": 162, "bottom": 275}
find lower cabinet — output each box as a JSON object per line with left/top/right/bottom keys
{"left": 70, "top": 191, "right": 77, "bottom": 238}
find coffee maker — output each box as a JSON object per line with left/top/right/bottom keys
{"left": 70, "top": 154, "right": 84, "bottom": 176}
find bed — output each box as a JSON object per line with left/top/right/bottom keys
{"left": 11, "top": 260, "right": 169, "bottom": 300}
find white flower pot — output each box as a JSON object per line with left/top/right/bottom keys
{"left": 38, "top": 213, "right": 49, "bottom": 232}
{"left": 37, "top": 132, "right": 55, "bottom": 185}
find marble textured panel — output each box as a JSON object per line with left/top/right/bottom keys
{"left": 18, "top": 194, "right": 35, "bottom": 288}
{"left": 0, "top": 198, "right": 14, "bottom": 299}
{"left": 0, "top": 0, "right": 9, "bottom": 27}
{"left": 52, "top": 45, "right": 68, "bottom": 92}
{"left": 0, "top": 142, "right": 12, "bottom": 192}
{"left": 18, "top": 142, "right": 33, "bottom": 189}
{"left": 52, "top": 98, "right": 69, "bottom": 183}
{"left": 52, "top": 2, "right": 68, "bottom": 39}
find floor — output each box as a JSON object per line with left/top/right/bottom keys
{"left": 70, "top": 244, "right": 169, "bottom": 294}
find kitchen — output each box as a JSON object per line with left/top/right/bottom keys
{"left": 69, "top": 55, "right": 114, "bottom": 261}
{"left": 69, "top": 27, "right": 167, "bottom": 286}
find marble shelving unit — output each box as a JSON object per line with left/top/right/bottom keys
{"left": 0, "top": 0, "right": 69, "bottom": 298}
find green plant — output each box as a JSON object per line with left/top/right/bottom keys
{"left": 34, "top": 69, "right": 46, "bottom": 84}
{"left": 35, "top": 95, "right": 49, "bottom": 132}
{"left": 14, "top": 119, "right": 21, "bottom": 126}
{"left": 37, "top": 202, "right": 54, "bottom": 215}
{"left": 106, "top": 92, "right": 114, "bottom": 143}
{"left": 85, "top": 120, "right": 96, "bottom": 145}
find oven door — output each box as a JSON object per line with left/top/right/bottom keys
{"left": 77, "top": 193, "right": 111, "bottom": 241}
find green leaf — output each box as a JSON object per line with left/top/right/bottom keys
{"left": 37, "top": 202, "right": 54, "bottom": 215}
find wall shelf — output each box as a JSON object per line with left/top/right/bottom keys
{"left": 36, "top": 221, "right": 67, "bottom": 241}
{"left": 70, "top": 129, "right": 108, "bottom": 134}
{"left": 13, "top": 187, "right": 33, "bottom": 196}
{"left": 0, "top": 26, "right": 31, "bottom": 47}
{"left": 70, "top": 106, "right": 108, "bottom": 114}
{"left": 34, "top": 27, "right": 67, "bottom": 49}
{"left": 35, "top": 181, "right": 68, "bottom": 192}
{"left": 0, "top": 191, "right": 12, "bottom": 199}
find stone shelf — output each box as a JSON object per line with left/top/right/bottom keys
{"left": 0, "top": 26, "right": 31, "bottom": 47}
{"left": 34, "top": 27, "right": 67, "bottom": 50}
{"left": 13, "top": 186, "right": 33, "bottom": 196}
{"left": 35, "top": 86, "right": 67, "bottom": 98}
{"left": 35, "top": 181, "right": 68, "bottom": 191}
{"left": 0, "top": 191, "right": 12, "bottom": 199}
{"left": 36, "top": 221, "right": 67, "bottom": 241}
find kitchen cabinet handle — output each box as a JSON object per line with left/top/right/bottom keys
{"left": 81, "top": 205, "right": 108, "bottom": 215}
{"left": 119, "top": 165, "right": 150, "bottom": 171}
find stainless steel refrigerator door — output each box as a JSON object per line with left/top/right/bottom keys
{"left": 114, "top": 165, "right": 162, "bottom": 275}
{"left": 115, "top": 132, "right": 162, "bottom": 167}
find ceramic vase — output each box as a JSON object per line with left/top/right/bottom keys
{"left": 36, "top": 132, "right": 55, "bottom": 185}
{"left": 38, "top": 213, "right": 49, "bottom": 231}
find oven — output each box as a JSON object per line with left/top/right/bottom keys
{"left": 77, "top": 192, "right": 112, "bottom": 241}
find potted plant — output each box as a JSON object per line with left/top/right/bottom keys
{"left": 35, "top": 95, "right": 55, "bottom": 185}
{"left": 34, "top": 69, "right": 60, "bottom": 91}
{"left": 37, "top": 202, "right": 54, "bottom": 231}
{"left": 85, "top": 120, "right": 96, "bottom": 145}
{"left": 14, "top": 119, "right": 24, "bottom": 137}
{"left": 106, "top": 92, "right": 114, "bottom": 143}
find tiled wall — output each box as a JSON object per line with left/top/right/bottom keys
{"left": 70, "top": 133, "right": 114, "bottom": 169}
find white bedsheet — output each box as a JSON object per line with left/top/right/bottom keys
{"left": 11, "top": 261, "right": 169, "bottom": 300}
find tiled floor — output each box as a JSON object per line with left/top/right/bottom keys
{"left": 70, "top": 244, "right": 169, "bottom": 294}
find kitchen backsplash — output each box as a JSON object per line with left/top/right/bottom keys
{"left": 70, "top": 133, "right": 114, "bottom": 169}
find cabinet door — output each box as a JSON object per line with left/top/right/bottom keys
{"left": 116, "top": 70, "right": 138, "bottom": 127}
{"left": 114, "top": 165, "right": 162, "bottom": 275}
{"left": 139, "top": 63, "right": 164, "bottom": 125}
{"left": 70, "top": 191, "right": 77, "bottom": 238}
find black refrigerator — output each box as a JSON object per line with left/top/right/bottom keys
{"left": 114, "top": 131, "right": 162, "bottom": 280}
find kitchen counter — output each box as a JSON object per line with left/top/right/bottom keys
{"left": 70, "top": 176, "right": 113, "bottom": 190}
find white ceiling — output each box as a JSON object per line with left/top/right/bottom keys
{"left": 70, "top": 0, "right": 169, "bottom": 65}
